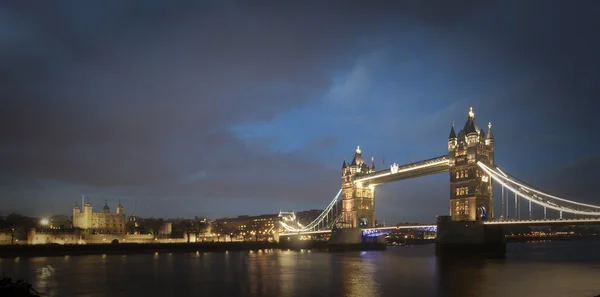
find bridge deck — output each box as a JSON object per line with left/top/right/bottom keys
{"left": 280, "top": 219, "right": 600, "bottom": 236}
{"left": 354, "top": 155, "right": 449, "bottom": 185}
{"left": 484, "top": 218, "right": 600, "bottom": 226}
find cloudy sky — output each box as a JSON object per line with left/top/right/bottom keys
{"left": 1, "top": 1, "right": 598, "bottom": 223}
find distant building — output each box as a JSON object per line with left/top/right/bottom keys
{"left": 49, "top": 215, "right": 72, "bottom": 229}
{"left": 295, "top": 209, "right": 322, "bottom": 226}
{"left": 158, "top": 222, "right": 172, "bottom": 236}
{"left": 214, "top": 213, "right": 279, "bottom": 241}
{"left": 72, "top": 196, "right": 126, "bottom": 235}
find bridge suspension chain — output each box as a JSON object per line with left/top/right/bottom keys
{"left": 478, "top": 162, "right": 600, "bottom": 216}
{"left": 279, "top": 189, "right": 343, "bottom": 233}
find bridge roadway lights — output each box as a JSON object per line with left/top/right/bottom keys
{"left": 435, "top": 216, "right": 505, "bottom": 257}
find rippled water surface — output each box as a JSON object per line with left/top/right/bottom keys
{"left": 2, "top": 241, "right": 600, "bottom": 297}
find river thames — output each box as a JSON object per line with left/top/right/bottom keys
{"left": 2, "top": 241, "right": 599, "bottom": 297}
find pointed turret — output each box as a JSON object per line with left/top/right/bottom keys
{"left": 486, "top": 122, "right": 494, "bottom": 140}
{"left": 463, "top": 107, "right": 479, "bottom": 135}
{"left": 370, "top": 157, "right": 376, "bottom": 171}
{"left": 103, "top": 200, "right": 110, "bottom": 213}
{"left": 342, "top": 159, "right": 347, "bottom": 169}
{"left": 350, "top": 146, "right": 365, "bottom": 166}
{"left": 117, "top": 199, "right": 124, "bottom": 215}
{"left": 486, "top": 122, "right": 495, "bottom": 146}
{"left": 448, "top": 122, "right": 458, "bottom": 152}
{"left": 73, "top": 202, "right": 80, "bottom": 210}
{"left": 360, "top": 162, "right": 368, "bottom": 173}
{"left": 457, "top": 129, "right": 465, "bottom": 142}
{"left": 448, "top": 122, "right": 457, "bottom": 139}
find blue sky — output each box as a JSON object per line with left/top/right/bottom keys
{"left": 1, "top": 1, "right": 599, "bottom": 223}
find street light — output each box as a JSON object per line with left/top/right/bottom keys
{"left": 40, "top": 218, "right": 49, "bottom": 226}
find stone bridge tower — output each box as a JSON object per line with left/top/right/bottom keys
{"left": 448, "top": 107, "right": 495, "bottom": 221}
{"left": 341, "top": 146, "right": 377, "bottom": 228}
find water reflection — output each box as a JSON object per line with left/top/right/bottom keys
{"left": 435, "top": 256, "right": 486, "bottom": 297}
{"left": 338, "top": 252, "right": 380, "bottom": 297}
{"left": 0, "top": 242, "right": 599, "bottom": 297}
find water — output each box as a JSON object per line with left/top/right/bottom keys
{"left": 2, "top": 241, "right": 600, "bottom": 297}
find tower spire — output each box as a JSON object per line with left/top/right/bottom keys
{"left": 468, "top": 107, "right": 475, "bottom": 118}
{"left": 487, "top": 122, "right": 494, "bottom": 139}
{"left": 449, "top": 122, "right": 457, "bottom": 139}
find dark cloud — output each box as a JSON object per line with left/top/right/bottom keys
{"left": 0, "top": 1, "right": 598, "bottom": 220}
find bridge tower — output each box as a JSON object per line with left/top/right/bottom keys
{"left": 341, "top": 146, "right": 376, "bottom": 228}
{"left": 448, "top": 107, "right": 495, "bottom": 221}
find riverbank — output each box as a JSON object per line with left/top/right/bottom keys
{"left": 0, "top": 240, "right": 344, "bottom": 258}
{"left": 0, "top": 242, "right": 283, "bottom": 258}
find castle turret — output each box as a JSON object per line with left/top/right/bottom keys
{"left": 73, "top": 202, "right": 80, "bottom": 228}
{"left": 486, "top": 122, "right": 494, "bottom": 147}
{"left": 448, "top": 122, "right": 457, "bottom": 152}
{"left": 370, "top": 157, "right": 376, "bottom": 172}
{"left": 103, "top": 200, "right": 110, "bottom": 214}
{"left": 464, "top": 107, "right": 479, "bottom": 146}
{"left": 83, "top": 196, "right": 92, "bottom": 229}
{"left": 116, "top": 200, "right": 124, "bottom": 215}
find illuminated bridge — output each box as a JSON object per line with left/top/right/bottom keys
{"left": 279, "top": 107, "right": 600, "bottom": 238}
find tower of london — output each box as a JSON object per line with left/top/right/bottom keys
{"left": 73, "top": 196, "right": 126, "bottom": 234}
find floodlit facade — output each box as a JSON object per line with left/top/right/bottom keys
{"left": 73, "top": 197, "right": 126, "bottom": 235}
{"left": 448, "top": 107, "right": 495, "bottom": 221}
{"left": 341, "top": 146, "right": 377, "bottom": 228}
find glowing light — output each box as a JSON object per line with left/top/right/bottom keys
{"left": 356, "top": 146, "right": 361, "bottom": 154}
{"left": 468, "top": 107, "right": 475, "bottom": 118}
{"left": 479, "top": 162, "right": 600, "bottom": 210}
{"left": 355, "top": 158, "right": 448, "bottom": 183}
{"left": 40, "top": 218, "right": 49, "bottom": 226}
{"left": 478, "top": 162, "right": 600, "bottom": 216}
{"left": 484, "top": 218, "right": 600, "bottom": 225}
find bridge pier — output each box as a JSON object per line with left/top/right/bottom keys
{"left": 327, "top": 228, "right": 386, "bottom": 251}
{"left": 435, "top": 216, "right": 505, "bottom": 257}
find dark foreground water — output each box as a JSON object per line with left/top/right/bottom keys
{"left": 2, "top": 241, "right": 600, "bottom": 297}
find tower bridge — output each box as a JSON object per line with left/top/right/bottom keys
{"left": 279, "top": 107, "right": 600, "bottom": 247}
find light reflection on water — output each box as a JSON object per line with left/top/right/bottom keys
{"left": 1, "top": 241, "right": 599, "bottom": 297}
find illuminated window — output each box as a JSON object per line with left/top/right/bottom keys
{"left": 464, "top": 171, "right": 469, "bottom": 178}
{"left": 460, "top": 171, "right": 464, "bottom": 178}
{"left": 456, "top": 188, "right": 460, "bottom": 195}
{"left": 456, "top": 172, "right": 459, "bottom": 179}
{"left": 465, "top": 187, "right": 469, "bottom": 195}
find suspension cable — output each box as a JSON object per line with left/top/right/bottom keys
{"left": 479, "top": 162, "right": 600, "bottom": 210}
{"left": 478, "top": 162, "right": 600, "bottom": 216}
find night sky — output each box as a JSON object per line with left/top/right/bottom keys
{"left": 1, "top": 1, "right": 599, "bottom": 223}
